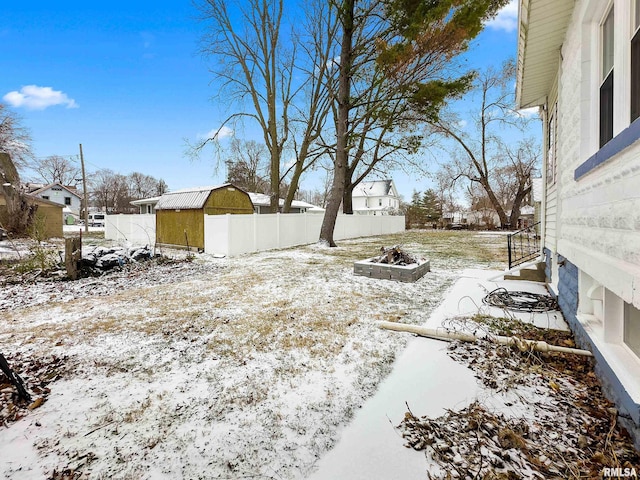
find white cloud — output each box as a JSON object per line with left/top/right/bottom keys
{"left": 485, "top": 0, "right": 518, "bottom": 33}
{"left": 457, "top": 119, "right": 468, "bottom": 129}
{"left": 3, "top": 85, "right": 78, "bottom": 110}
{"left": 205, "top": 126, "right": 234, "bottom": 141}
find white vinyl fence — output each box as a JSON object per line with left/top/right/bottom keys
{"left": 105, "top": 214, "right": 156, "bottom": 246}
{"left": 105, "top": 213, "right": 405, "bottom": 255}
{"left": 203, "top": 213, "right": 405, "bottom": 256}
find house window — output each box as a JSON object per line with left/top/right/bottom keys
{"left": 624, "top": 302, "right": 640, "bottom": 357}
{"left": 632, "top": 0, "right": 640, "bottom": 122}
{"left": 547, "top": 103, "right": 557, "bottom": 185}
{"left": 42, "top": 195, "right": 49, "bottom": 200}
{"left": 64, "top": 197, "right": 71, "bottom": 205}
{"left": 600, "top": 7, "right": 615, "bottom": 147}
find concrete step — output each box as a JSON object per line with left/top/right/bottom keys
{"left": 504, "top": 262, "right": 546, "bottom": 282}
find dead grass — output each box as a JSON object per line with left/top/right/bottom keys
{"left": 2, "top": 230, "right": 508, "bottom": 366}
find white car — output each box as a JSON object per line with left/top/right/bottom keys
{"left": 88, "top": 213, "right": 106, "bottom": 227}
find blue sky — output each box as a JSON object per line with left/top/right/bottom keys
{"left": 1, "top": 0, "right": 524, "bottom": 200}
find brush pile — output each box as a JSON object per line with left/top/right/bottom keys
{"left": 80, "top": 245, "right": 152, "bottom": 273}
{"left": 371, "top": 245, "right": 419, "bottom": 266}
{"left": 398, "top": 316, "right": 640, "bottom": 478}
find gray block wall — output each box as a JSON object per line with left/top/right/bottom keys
{"left": 556, "top": 254, "right": 640, "bottom": 450}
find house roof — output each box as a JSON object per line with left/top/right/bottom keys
{"left": 130, "top": 196, "right": 161, "bottom": 206}
{"left": 155, "top": 184, "right": 237, "bottom": 210}
{"left": 352, "top": 180, "right": 395, "bottom": 198}
{"left": 516, "top": 0, "right": 575, "bottom": 108}
{"left": 247, "top": 192, "right": 316, "bottom": 210}
{"left": 30, "top": 182, "right": 82, "bottom": 199}
{"left": 0, "top": 191, "right": 62, "bottom": 209}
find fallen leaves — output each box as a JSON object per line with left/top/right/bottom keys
{"left": 398, "top": 316, "right": 640, "bottom": 479}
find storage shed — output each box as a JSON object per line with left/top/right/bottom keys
{"left": 155, "top": 184, "right": 253, "bottom": 250}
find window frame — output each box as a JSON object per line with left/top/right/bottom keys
{"left": 600, "top": 6, "right": 615, "bottom": 148}
{"left": 547, "top": 103, "right": 557, "bottom": 185}
{"left": 631, "top": 0, "right": 640, "bottom": 122}
{"left": 623, "top": 302, "right": 640, "bottom": 358}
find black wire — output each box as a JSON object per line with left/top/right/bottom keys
{"left": 482, "top": 287, "right": 558, "bottom": 313}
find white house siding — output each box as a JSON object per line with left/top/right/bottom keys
{"left": 534, "top": 0, "right": 640, "bottom": 447}
{"left": 553, "top": 0, "right": 640, "bottom": 309}
{"left": 34, "top": 185, "right": 82, "bottom": 216}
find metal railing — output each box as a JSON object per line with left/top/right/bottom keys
{"left": 507, "top": 221, "right": 541, "bottom": 269}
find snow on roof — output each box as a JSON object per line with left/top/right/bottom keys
{"left": 352, "top": 180, "right": 394, "bottom": 198}
{"left": 30, "top": 182, "right": 82, "bottom": 198}
{"left": 130, "top": 196, "right": 161, "bottom": 206}
{"left": 520, "top": 205, "right": 535, "bottom": 215}
{"left": 247, "top": 192, "right": 316, "bottom": 209}
{"left": 155, "top": 184, "right": 237, "bottom": 210}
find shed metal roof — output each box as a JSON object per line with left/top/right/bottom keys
{"left": 154, "top": 184, "right": 234, "bottom": 210}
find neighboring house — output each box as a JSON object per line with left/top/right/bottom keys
{"left": 531, "top": 177, "right": 543, "bottom": 225}
{"left": 442, "top": 211, "right": 468, "bottom": 226}
{"left": 0, "top": 192, "right": 63, "bottom": 238}
{"left": 517, "top": 0, "right": 640, "bottom": 447}
{"left": 154, "top": 184, "right": 253, "bottom": 250}
{"left": 130, "top": 196, "right": 161, "bottom": 215}
{"left": 28, "top": 183, "right": 82, "bottom": 224}
{"left": 247, "top": 192, "right": 317, "bottom": 214}
{"left": 351, "top": 180, "right": 400, "bottom": 215}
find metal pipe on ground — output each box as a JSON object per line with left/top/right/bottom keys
{"left": 377, "top": 321, "right": 593, "bottom": 357}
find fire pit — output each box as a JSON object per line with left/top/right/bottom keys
{"left": 353, "top": 246, "right": 430, "bottom": 283}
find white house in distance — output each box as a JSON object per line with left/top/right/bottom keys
{"left": 351, "top": 179, "right": 400, "bottom": 215}
{"left": 130, "top": 196, "right": 161, "bottom": 214}
{"left": 517, "top": 0, "right": 640, "bottom": 447}
{"left": 28, "top": 183, "right": 83, "bottom": 223}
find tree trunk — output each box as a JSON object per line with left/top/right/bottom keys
{"left": 479, "top": 178, "right": 509, "bottom": 228}
{"left": 509, "top": 184, "right": 531, "bottom": 229}
{"left": 319, "top": 0, "right": 354, "bottom": 246}
{"left": 342, "top": 183, "right": 354, "bottom": 215}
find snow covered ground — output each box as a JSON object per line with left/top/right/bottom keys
{"left": 0, "top": 231, "right": 508, "bottom": 479}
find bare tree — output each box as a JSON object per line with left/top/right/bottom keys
{"left": 128, "top": 172, "right": 163, "bottom": 200}
{"left": 30, "top": 155, "right": 81, "bottom": 186}
{"left": 279, "top": 0, "right": 338, "bottom": 212}
{"left": 224, "top": 139, "right": 270, "bottom": 193}
{"left": 195, "top": 0, "right": 294, "bottom": 212}
{"left": 0, "top": 103, "right": 33, "bottom": 171}
{"left": 194, "top": 0, "right": 336, "bottom": 214}
{"left": 0, "top": 153, "right": 37, "bottom": 236}
{"left": 0, "top": 105, "right": 36, "bottom": 236}
{"left": 90, "top": 169, "right": 129, "bottom": 213}
{"left": 428, "top": 60, "right": 539, "bottom": 229}
{"left": 319, "top": 0, "right": 508, "bottom": 245}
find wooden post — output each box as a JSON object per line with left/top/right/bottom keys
{"left": 65, "top": 237, "right": 82, "bottom": 280}
{"left": 79, "top": 144, "right": 89, "bottom": 233}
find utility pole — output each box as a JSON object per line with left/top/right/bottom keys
{"left": 79, "top": 144, "right": 89, "bottom": 233}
